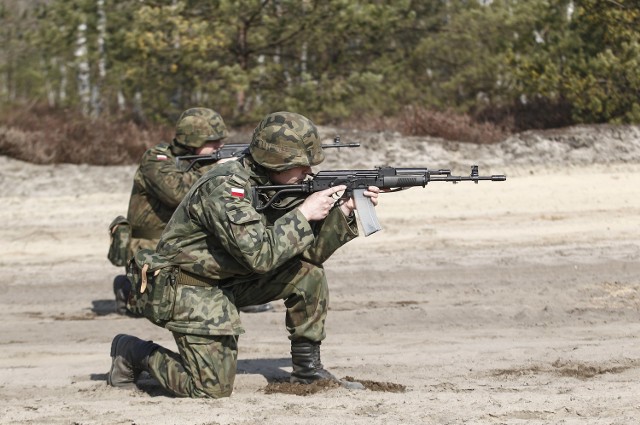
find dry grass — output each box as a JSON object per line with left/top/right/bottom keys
{"left": 347, "top": 106, "right": 510, "bottom": 144}
{"left": 0, "top": 104, "right": 172, "bottom": 165}
{"left": 0, "top": 104, "right": 510, "bottom": 165}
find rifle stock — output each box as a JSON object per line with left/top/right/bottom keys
{"left": 253, "top": 165, "right": 506, "bottom": 237}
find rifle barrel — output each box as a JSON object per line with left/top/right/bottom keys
{"left": 320, "top": 143, "right": 361, "bottom": 148}
{"left": 429, "top": 174, "right": 506, "bottom": 182}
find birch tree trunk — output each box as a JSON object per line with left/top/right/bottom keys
{"left": 75, "top": 21, "right": 91, "bottom": 116}
{"left": 91, "top": 0, "right": 107, "bottom": 117}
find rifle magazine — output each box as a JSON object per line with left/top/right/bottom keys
{"left": 353, "top": 188, "right": 382, "bottom": 237}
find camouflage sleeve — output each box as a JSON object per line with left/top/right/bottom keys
{"left": 138, "top": 147, "right": 204, "bottom": 208}
{"left": 301, "top": 207, "right": 359, "bottom": 265}
{"left": 188, "top": 174, "right": 317, "bottom": 274}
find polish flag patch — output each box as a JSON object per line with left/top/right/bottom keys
{"left": 231, "top": 188, "right": 245, "bottom": 198}
{"left": 156, "top": 154, "right": 168, "bottom": 160}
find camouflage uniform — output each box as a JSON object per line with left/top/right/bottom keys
{"left": 126, "top": 108, "right": 228, "bottom": 259}
{"left": 141, "top": 156, "right": 358, "bottom": 397}
{"left": 109, "top": 111, "right": 361, "bottom": 398}
{"left": 112, "top": 108, "right": 229, "bottom": 316}
{"left": 125, "top": 143, "right": 209, "bottom": 257}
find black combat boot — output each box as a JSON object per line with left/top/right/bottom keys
{"left": 107, "top": 334, "right": 159, "bottom": 387}
{"left": 290, "top": 339, "right": 338, "bottom": 384}
{"left": 112, "top": 275, "right": 132, "bottom": 315}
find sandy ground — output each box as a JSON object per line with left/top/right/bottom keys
{"left": 1, "top": 125, "right": 640, "bottom": 424}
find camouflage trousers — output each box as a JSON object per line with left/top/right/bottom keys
{"left": 146, "top": 259, "right": 329, "bottom": 398}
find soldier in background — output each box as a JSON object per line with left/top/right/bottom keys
{"left": 111, "top": 107, "right": 273, "bottom": 315}
{"left": 106, "top": 111, "right": 380, "bottom": 398}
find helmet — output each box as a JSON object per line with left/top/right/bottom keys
{"left": 174, "top": 107, "right": 228, "bottom": 148}
{"left": 249, "top": 111, "right": 324, "bottom": 171}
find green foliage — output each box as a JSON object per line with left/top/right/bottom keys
{"left": 120, "top": 1, "right": 232, "bottom": 120}
{"left": 0, "top": 0, "right": 639, "bottom": 130}
{"left": 563, "top": 0, "right": 640, "bottom": 123}
{"left": 510, "top": 0, "right": 640, "bottom": 124}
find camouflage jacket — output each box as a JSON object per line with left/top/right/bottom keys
{"left": 126, "top": 142, "right": 210, "bottom": 240}
{"left": 155, "top": 156, "right": 359, "bottom": 335}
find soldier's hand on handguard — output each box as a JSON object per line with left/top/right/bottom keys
{"left": 298, "top": 185, "right": 347, "bottom": 221}
{"left": 339, "top": 186, "right": 380, "bottom": 216}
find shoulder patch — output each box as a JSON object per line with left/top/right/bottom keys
{"left": 230, "top": 187, "right": 245, "bottom": 198}
{"left": 146, "top": 143, "right": 171, "bottom": 161}
{"left": 226, "top": 174, "right": 250, "bottom": 200}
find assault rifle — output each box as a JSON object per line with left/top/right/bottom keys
{"left": 176, "top": 136, "right": 360, "bottom": 171}
{"left": 252, "top": 165, "right": 506, "bottom": 236}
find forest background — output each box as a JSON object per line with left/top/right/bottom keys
{"left": 0, "top": 0, "right": 639, "bottom": 165}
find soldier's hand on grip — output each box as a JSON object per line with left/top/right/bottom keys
{"left": 298, "top": 185, "right": 347, "bottom": 221}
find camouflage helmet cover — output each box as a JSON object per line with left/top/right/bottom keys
{"left": 249, "top": 111, "right": 324, "bottom": 171}
{"left": 174, "top": 107, "right": 228, "bottom": 148}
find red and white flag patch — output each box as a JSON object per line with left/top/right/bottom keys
{"left": 156, "top": 154, "right": 168, "bottom": 160}
{"left": 231, "top": 188, "right": 245, "bottom": 198}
